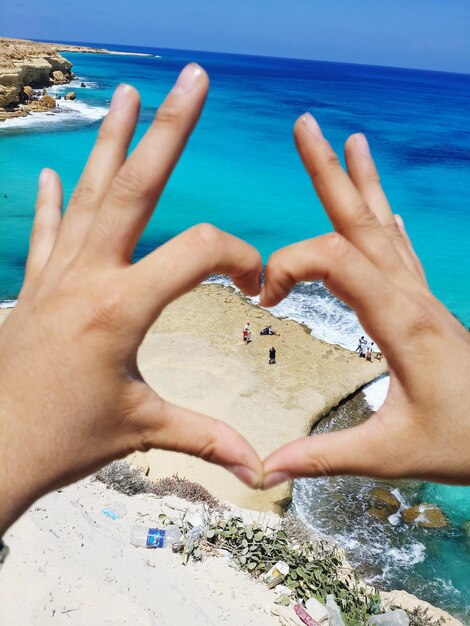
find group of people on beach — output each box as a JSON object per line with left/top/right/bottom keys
{"left": 243, "top": 321, "right": 277, "bottom": 364}
{"left": 355, "top": 336, "right": 382, "bottom": 362}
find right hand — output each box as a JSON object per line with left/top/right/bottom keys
{"left": 261, "top": 114, "right": 470, "bottom": 488}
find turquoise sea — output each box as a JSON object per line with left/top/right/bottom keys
{"left": 0, "top": 43, "right": 469, "bottom": 620}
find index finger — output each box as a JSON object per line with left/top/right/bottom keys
{"left": 295, "top": 114, "right": 412, "bottom": 287}
{"left": 85, "top": 64, "right": 209, "bottom": 263}
{"left": 127, "top": 224, "right": 263, "bottom": 328}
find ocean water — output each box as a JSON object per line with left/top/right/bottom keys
{"left": 0, "top": 43, "right": 469, "bottom": 619}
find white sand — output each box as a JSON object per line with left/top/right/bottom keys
{"left": 0, "top": 478, "right": 285, "bottom": 625}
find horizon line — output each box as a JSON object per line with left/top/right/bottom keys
{"left": 29, "top": 35, "right": 470, "bottom": 78}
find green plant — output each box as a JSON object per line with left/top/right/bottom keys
{"left": 165, "top": 512, "right": 381, "bottom": 625}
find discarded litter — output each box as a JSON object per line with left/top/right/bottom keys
{"left": 294, "top": 603, "right": 321, "bottom": 626}
{"left": 326, "top": 594, "right": 346, "bottom": 626}
{"left": 305, "top": 598, "right": 330, "bottom": 624}
{"left": 367, "top": 609, "right": 410, "bottom": 626}
{"left": 101, "top": 502, "right": 127, "bottom": 520}
{"left": 130, "top": 524, "right": 182, "bottom": 549}
{"left": 185, "top": 525, "right": 204, "bottom": 552}
{"left": 264, "top": 561, "right": 289, "bottom": 589}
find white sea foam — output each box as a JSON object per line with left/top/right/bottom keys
{"left": 385, "top": 542, "right": 426, "bottom": 566}
{"left": 206, "top": 276, "right": 389, "bottom": 410}
{"left": 0, "top": 99, "right": 108, "bottom": 131}
{"left": 0, "top": 300, "right": 17, "bottom": 309}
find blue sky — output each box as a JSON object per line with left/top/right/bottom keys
{"left": 3, "top": 0, "right": 470, "bottom": 73}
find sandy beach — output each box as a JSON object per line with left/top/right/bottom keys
{"left": 0, "top": 286, "right": 464, "bottom": 625}
{"left": 0, "top": 284, "right": 386, "bottom": 512}
{"left": 137, "top": 284, "right": 386, "bottom": 512}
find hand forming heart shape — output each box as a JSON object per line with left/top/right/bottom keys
{"left": 1, "top": 64, "right": 469, "bottom": 533}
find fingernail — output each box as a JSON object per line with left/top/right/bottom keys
{"left": 301, "top": 113, "right": 323, "bottom": 139}
{"left": 355, "top": 133, "right": 371, "bottom": 157}
{"left": 395, "top": 214, "right": 405, "bottom": 233}
{"left": 263, "top": 471, "right": 290, "bottom": 490}
{"left": 39, "top": 169, "right": 50, "bottom": 188}
{"left": 228, "top": 464, "right": 261, "bottom": 489}
{"left": 110, "top": 83, "right": 132, "bottom": 112}
{"left": 172, "top": 63, "right": 204, "bottom": 95}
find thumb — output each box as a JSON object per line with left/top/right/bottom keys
{"left": 135, "top": 394, "right": 263, "bottom": 489}
{"left": 262, "top": 419, "right": 394, "bottom": 488}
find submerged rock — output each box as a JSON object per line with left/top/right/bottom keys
{"left": 367, "top": 507, "right": 393, "bottom": 522}
{"left": 462, "top": 520, "right": 470, "bottom": 543}
{"left": 368, "top": 487, "right": 400, "bottom": 514}
{"left": 403, "top": 503, "right": 448, "bottom": 528}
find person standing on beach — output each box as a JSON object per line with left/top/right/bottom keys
{"left": 355, "top": 335, "right": 366, "bottom": 352}
{"left": 243, "top": 321, "right": 250, "bottom": 343}
{"left": 269, "top": 346, "right": 276, "bottom": 364}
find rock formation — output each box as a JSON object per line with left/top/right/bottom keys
{"left": 0, "top": 38, "right": 73, "bottom": 121}
{"left": 367, "top": 487, "right": 401, "bottom": 521}
{"left": 64, "top": 91, "right": 76, "bottom": 101}
{"left": 403, "top": 503, "right": 448, "bottom": 528}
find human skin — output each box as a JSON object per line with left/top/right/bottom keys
{"left": 261, "top": 114, "right": 470, "bottom": 489}
{"left": 1, "top": 68, "right": 469, "bottom": 536}
{"left": 0, "top": 64, "right": 264, "bottom": 536}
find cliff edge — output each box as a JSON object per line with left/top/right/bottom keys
{"left": 0, "top": 38, "right": 75, "bottom": 120}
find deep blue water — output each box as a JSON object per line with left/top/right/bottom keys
{"left": 0, "top": 43, "right": 469, "bottom": 620}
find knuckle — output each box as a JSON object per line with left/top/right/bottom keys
{"left": 310, "top": 149, "right": 340, "bottom": 185}
{"left": 348, "top": 201, "right": 378, "bottom": 231}
{"left": 70, "top": 180, "right": 99, "bottom": 210}
{"left": 307, "top": 454, "right": 335, "bottom": 478}
{"left": 408, "top": 300, "right": 439, "bottom": 336}
{"left": 154, "top": 102, "right": 183, "bottom": 128}
{"left": 190, "top": 223, "right": 221, "bottom": 249}
{"left": 86, "top": 284, "right": 127, "bottom": 330}
{"left": 384, "top": 220, "right": 402, "bottom": 241}
{"left": 111, "top": 166, "right": 145, "bottom": 200}
{"left": 324, "top": 232, "right": 349, "bottom": 261}
{"left": 196, "top": 434, "right": 218, "bottom": 463}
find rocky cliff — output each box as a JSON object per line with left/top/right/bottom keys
{"left": 0, "top": 38, "right": 74, "bottom": 121}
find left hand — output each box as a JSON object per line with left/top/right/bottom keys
{"left": 0, "top": 64, "right": 263, "bottom": 535}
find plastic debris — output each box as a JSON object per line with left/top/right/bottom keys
{"left": 367, "top": 609, "right": 410, "bottom": 626}
{"left": 326, "top": 594, "right": 346, "bottom": 626}
{"left": 101, "top": 502, "right": 127, "bottom": 520}
{"left": 305, "top": 598, "right": 330, "bottom": 624}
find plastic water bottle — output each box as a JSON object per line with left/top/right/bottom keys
{"left": 130, "top": 524, "right": 182, "bottom": 549}
{"left": 326, "top": 595, "right": 346, "bottom": 626}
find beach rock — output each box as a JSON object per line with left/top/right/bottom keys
{"left": 368, "top": 487, "right": 400, "bottom": 514}
{"left": 402, "top": 503, "right": 448, "bottom": 528}
{"left": 40, "top": 95, "right": 56, "bottom": 109}
{"left": 64, "top": 91, "right": 76, "bottom": 101}
{"left": 0, "top": 38, "right": 73, "bottom": 116}
{"left": 52, "top": 70, "right": 67, "bottom": 84}
{"left": 22, "top": 85, "right": 35, "bottom": 100}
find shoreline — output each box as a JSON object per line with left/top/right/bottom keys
{"left": 0, "top": 283, "right": 387, "bottom": 513}
{"left": 0, "top": 288, "right": 465, "bottom": 624}
{"left": 0, "top": 471, "right": 462, "bottom": 625}
{"left": 0, "top": 37, "right": 153, "bottom": 123}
